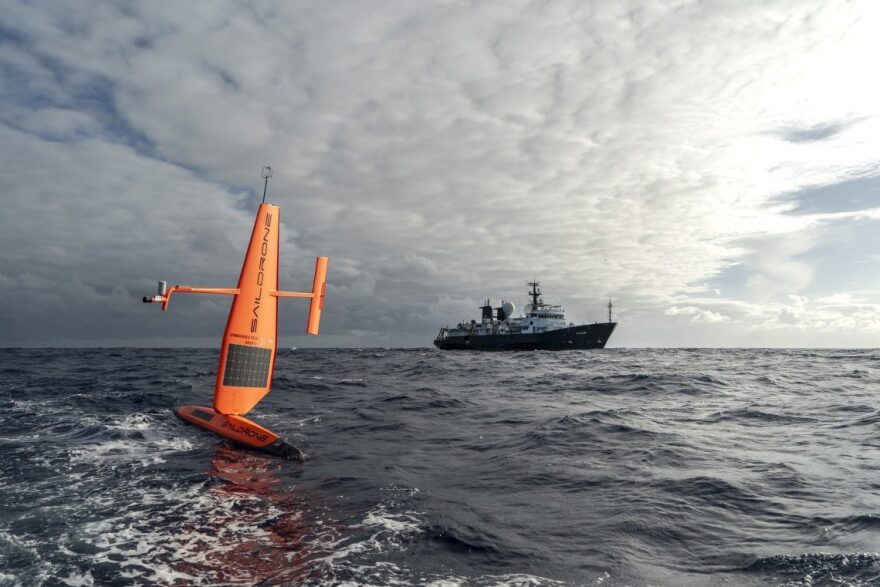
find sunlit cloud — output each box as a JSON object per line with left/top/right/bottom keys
{"left": 1, "top": 0, "right": 879, "bottom": 346}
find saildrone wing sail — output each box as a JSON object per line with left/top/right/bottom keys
{"left": 213, "top": 203, "right": 279, "bottom": 415}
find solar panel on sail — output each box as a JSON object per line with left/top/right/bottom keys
{"left": 222, "top": 343, "right": 272, "bottom": 388}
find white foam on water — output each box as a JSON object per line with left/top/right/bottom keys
{"left": 297, "top": 486, "right": 566, "bottom": 587}
{"left": 77, "top": 483, "right": 269, "bottom": 584}
{"left": 337, "top": 377, "right": 368, "bottom": 385}
{"left": 59, "top": 411, "right": 194, "bottom": 468}
{"left": 67, "top": 436, "right": 193, "bottom": 467}
{"left": 6, "top": 447, "right": 576, "bottom": 587}
{"left": 766, "top": 552, "right": 880, "bottom": 587}
{"left": 105, "top": 412, "right": 156, "bottom": 431}
{"left": 360, "top": 507, "right": 423, "bottom": 536}
{"left": 5, "top": 408, "right": 562, "bottom": 587}
{"left": 62, "top": 470, "right": 354, "bottom": 586}
{"left": 296, "top": 415, "right": 321, "bottom": 425}
{"left": 58, "top": 569, "right": 95, "bottom": 587}
{"left": 264, "top": 490, "right": 430, "bottom": 580}
{"left": 0, "top": 528, "right": 73, "bottom": 586}
{"left": 9, "top": 399, "right": 37, "bottom": 414}
{"left": 424, "top": 574, "right": 567, "bottom": 587}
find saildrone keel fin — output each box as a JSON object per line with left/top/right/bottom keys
{"left": 175, "top": 405, "right": 307, "bottom": 461}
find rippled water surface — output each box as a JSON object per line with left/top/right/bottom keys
{"left": 0, "top": 348, "right": 878, "bottom": 586}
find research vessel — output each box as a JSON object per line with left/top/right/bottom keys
{"left": 434, "top": 281, "right": 616, "bottom": 351}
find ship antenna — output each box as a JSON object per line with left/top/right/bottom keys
{"left": 527, "top": 280, "right": 542, "bottom": 308}
{"left": 261, "top": 165, "right": 273, "bottom": 204}
{"left": 608, "top": 299, "right": 613, "bottom": 323}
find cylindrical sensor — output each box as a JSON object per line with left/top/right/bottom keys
{"left": 158, "top": 281, "right": 167, "bottom": 296}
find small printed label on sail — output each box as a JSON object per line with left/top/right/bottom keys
{"left": 229, "top": 333, "right": 273, "bottom": 345}
{"left": 222, "top": 344, "right": 272, "bottom": 388}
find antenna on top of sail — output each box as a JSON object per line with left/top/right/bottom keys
{"left": 261, "top": 165, "right": 273, "bottom": 203}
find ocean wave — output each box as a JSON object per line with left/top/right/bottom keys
{"left": 703, "top": 408, "right": 818, "bottom": 425}
{"left": 744, "top": 552, "right": 880, "bottom": 586}
{"left": 2, "top": 348, "right": 878, "bottom": 585}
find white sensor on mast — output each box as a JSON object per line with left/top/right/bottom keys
{"left": 261, "top": 165, "right": 273, "bottom": 203}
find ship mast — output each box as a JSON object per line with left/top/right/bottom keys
{"left": 527, "top": 280, "right": 542, "bottom": 309}
{"left": 480, "top": 299, "right": 493, "bottom": 321}
{"left": 608, "top": 299, "right": 613, "bottom": 323}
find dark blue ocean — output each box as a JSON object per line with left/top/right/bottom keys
{"left": 0, "top": 348, "right": 878, "bottom": 586}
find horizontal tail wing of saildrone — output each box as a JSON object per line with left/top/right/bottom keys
{"left": 143, "top": 260, "right": 327, "bottom": 319}
{"left": 142, "top": 170, "right": 328, "bottom": 460}
{"left": 271, "top": 254, "right": 328, "bottom": 335}
{"left": 143, "top": 255, "right": 328, "bottom": 327}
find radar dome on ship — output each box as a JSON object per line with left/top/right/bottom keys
{"left": 502, "top": 301, "right": 515, "bottom": 316}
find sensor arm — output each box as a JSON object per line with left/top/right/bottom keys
{"left": 144, "top": 256, "right": 327, "bottom": 332}
{"left": 143, "top": 285, "right": 239, "bottom": 311}
{"left": 271, "top": 291, "right": 313, "bottom": 298}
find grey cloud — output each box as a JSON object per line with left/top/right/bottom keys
{"left": 1, "top": 0, "right": 880, "bottom": 347}
{"left": 781, "top": 121, "right": 851, "bottom": 143}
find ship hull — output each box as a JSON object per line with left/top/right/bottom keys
{"left": 434, "top": 322, "right": 616, "bottom": 351}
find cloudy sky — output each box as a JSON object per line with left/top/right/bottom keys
{"left": 1, "top": 0, "right": 879, "bottom": 348}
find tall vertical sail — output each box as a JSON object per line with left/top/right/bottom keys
{"left": 213, "top": 203, "right": 280, "bottom": 415}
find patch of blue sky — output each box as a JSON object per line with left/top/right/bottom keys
{"left": 797, "top": 217, "right": 880, "bottom": 298}
{"left": 779, "top": 175, "right": 880, "bottom": 215}
{"left": 780, "top": 120, "right": 851, "bottom": 143}
{"left": 704, "top": 210, "right": 880, "bottom": 303}
{"left": 705, "top": 261, "right": 752, "bottom": 301}
{"left": 0, "top": 20, "right": 28, "bottom": 45}
{"left": 0, "top": 31, "right": 154, "bottom": 152}
{"left": 0, "top": 30, "right": 260, "bottom": 204}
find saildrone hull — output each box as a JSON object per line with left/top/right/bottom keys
{"left": 176, "top": 405, "right": 306, "bottom": 461}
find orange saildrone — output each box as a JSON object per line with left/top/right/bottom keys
{"left": 143, "top": 167, "right": 327, "bottom": 460}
